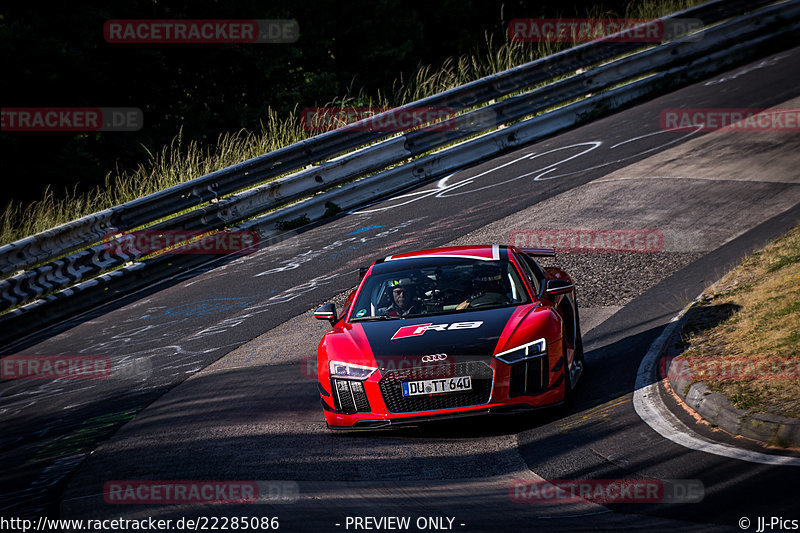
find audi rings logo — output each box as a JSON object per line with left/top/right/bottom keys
{"left": 421, "top": 354, "right": 448, "bottom": 363}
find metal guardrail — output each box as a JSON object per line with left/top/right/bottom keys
{"left": 1, "top": 0, "right": 798, "bottom": 344}
{"left": 0, "top": 0, "right": 775, "bottom": 278}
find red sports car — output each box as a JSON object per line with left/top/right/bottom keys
{"left": 314, "top": 245, "right": 583, "bottom": 429}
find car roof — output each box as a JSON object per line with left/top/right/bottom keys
{"left": 385, "top": 244, "right": 503, "bottom": 262}
{"left": 368, "top": 245, "right": 513, "bottom": 275}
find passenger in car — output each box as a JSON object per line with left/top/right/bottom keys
{"left": 456, "top": 264, "right": 510, "bottom": 309}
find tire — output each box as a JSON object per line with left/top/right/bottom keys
{"left": 573, "top": 329, "right": 585, "bottom": 386}
{"left": 556, "top": 293, "right": 584, "bottom": 411}
{"left": 572, "top": 299, "right": 585, "bottom": 388}
{"left": 562, "top": 304, "right": 584, "bottom": 409}
{"left": 562, "top": 352, "right": 575, "bottom": 409}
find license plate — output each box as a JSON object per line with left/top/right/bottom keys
{"left": 402, "top": 376, "right": 472, "bottom": 397}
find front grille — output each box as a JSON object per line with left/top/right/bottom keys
{"left": 332, "top": 379, "right": 371, "bottom": 414}
{"left": 378, "top": 361, "right": 493, "bottom": 413}
{"left": 508, "top": 355, "right": 546, "bottom": 397}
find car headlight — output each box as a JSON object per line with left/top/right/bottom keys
{"left": 329, "top": 361, "right": 377, "bottom": 380}
{"left": 495, "top": 338, "right": 546, "bottom": 364}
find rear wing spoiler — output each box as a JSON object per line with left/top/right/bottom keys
{"left": 521, "top": 248, "right": 556, "bottom": 257}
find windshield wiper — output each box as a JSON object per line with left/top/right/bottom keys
{"left": 351, "top": 315, "right": 402, "bottom": 321}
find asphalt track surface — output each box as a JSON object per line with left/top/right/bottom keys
{"left": 2, "top": 48, "right": 800, "bottom": 532}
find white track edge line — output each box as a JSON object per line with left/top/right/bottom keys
{"left": 633, "top": 298, "right": 800, "bottom": 466}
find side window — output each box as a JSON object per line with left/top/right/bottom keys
{"left": 522, "top": 254, "right": 546, "bottom": 287}
{"left": 515, "top": 253, "right": 541, "bottom": 296}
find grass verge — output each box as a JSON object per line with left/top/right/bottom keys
{"left": 676, "top": 225, "right": 800, "bottom": 419}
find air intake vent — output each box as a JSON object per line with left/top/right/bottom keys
{"left": 508, "top": 356, "right": 546, "bottom": 398}
{"left": 331, "top": 379, "right": 371, "bottom": 414}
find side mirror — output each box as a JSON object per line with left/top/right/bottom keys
{"left": 314, "top": 303, "right": 337, "bottom": 326}
{"left": 545, "top": 279, "right": 573, "bottom": 297}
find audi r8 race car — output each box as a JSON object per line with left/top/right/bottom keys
{"left": 314, "top": 245, "right": 584, "bottom": 429}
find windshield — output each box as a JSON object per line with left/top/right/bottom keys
{"left": 350, "top": 258, "right": 531, "bottom": 320}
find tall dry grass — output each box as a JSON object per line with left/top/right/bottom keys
{"left": 0, "top": 0, "right": 701, "bottom": 246}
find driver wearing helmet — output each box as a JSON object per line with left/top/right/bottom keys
{"left": 379, "top": 277, "right": 419, "bottom": 317}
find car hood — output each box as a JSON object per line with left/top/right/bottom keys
{"left": 355, "top": 306, "right": 519, "bottom": 365}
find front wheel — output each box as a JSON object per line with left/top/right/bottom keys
{"left": 563, "top": 327, "right": 584, "bottom": 408}
{"left": 562, "top": 351, "right": 575, "bottom": 409}
{"left": 572, "top": 331, "right": 585, "bottom": 388}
